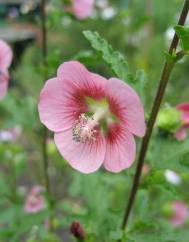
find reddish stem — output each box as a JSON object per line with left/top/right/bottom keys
{"left": 120, "top": 0, "right": 189, "bottom": 233}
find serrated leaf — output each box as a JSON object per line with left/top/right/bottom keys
{"left": 175, "top": 25, "right": 189, "bottom": 51}
{"left": 83, "top": 30, "right": 132, "bottom": 83}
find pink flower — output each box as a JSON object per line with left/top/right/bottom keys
{"left": 177, "top": 103, "right": 189, "bottom": 123}
{"left": 170, "top": 201, "right": 189, "bottom": 227}
{"left": 0, "top": 126, "right": 21, "bottom": 143}
{"left": 65, "top": 0, "right": 95, "bottom": 19}
{"left": 0, "top": 40, "right": 13, "bottom": 100}
{"left": 44, "top": 219, "right": 50, "bottom": 230}
{"left": 24, "top": 185, "right": 46, "bottom": 214}
{"left": 38, "top": 61, "right": 145, "bottom": 173}
{"left": 175, "top": 103, "right": 189, "bottom": 140}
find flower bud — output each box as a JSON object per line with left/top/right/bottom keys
{"left": 70, "top": 221, "right": 86, "bottom": 241}
{"left": 162, "top": 202, "right": 174, "bottom": 217}
{"left": 157, "top": 106, "right": 181, "bottom": 132}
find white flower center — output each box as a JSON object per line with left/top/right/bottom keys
{"left": 72, "top": 108, "right": 105, "bottom": 143}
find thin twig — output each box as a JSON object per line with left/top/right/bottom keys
{"left": 120, "top": 0, "right": 189, "bottom": 233}
{"left": 40, "top": 0, "right": 54, "bottom": 220}
{"left": 41, "top": 0, "right": 48, "bottom": 60}
{"left": 42, "top": 126, "right": 51, "bottom": 195}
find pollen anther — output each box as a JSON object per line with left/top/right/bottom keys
{"left": 72, "top": 114, "right": 97, "bottom": 142}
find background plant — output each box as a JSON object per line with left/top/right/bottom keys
{"left": 0, "top": 0, "right": 189, "bottom": 241}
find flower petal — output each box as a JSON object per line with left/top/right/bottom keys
{"left": 103, "top": 124, "right": 136, "bottom": 173}
{"left": 171, "top": 201, "right": 189, "bottom": 227}
{"left": 57, "top": 61, "right": 107, "bottom": 100}
{"left": 177, "top": 103, "right": 189, "bottom": 124}
{"left": 106, "top": 78, "right": 145, "bottom": 137}
{"left": 175, "top": 127, "right": 187, "bottom": 141}
{"left": 177, "top": 103, "right": 189, "bottom": 112}
{"left": 0, "top": 40, "right": 12, "bottom": 69}
{"left": 54, "top": 129, "right": 106, "bottom": 173}
{"left": 38, "top": 77, "right": 87, "bottom": 132}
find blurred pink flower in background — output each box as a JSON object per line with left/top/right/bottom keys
{"left": 0, "top": 126, "right": 22, "bottom": 143}
{"left": 24, "top": 185, "right": 46, "bottom": 214}
{"left": 0, "top": 40, "right": 13, "bottom": 100}
{"left": 65, "top": 0, "right": 95, "bottom": 19}
{"left": 44, "top": 219, "right": 50, "bottom": 230}
{"left": 38, "top": 61, "right": 145, "bottom": 173}
{"left": 170, "top": 201, "right": 189, "bottom": 227}
{"left": 175, "top": 103, "right": 189, "bottom": 140}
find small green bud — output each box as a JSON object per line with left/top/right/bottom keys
{"left": 157, "top": 106, "right": 182, "bottom": 132}
{"left": 162, "top": 202, "right": 174, "bottom": 217}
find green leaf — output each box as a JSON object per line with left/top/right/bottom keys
{"left": 134, "top": 189, "right": 149, "bottom": 219}
{"left": 148, "top": 134, "right": 189, "bottom": 172}
{"left": 175, "top": 25, "right": 189, "bottom": 51}
{"left": 0, "top": 93, "right": 38, "bottom": 129}
{"left": 83, "top": 30, "right": 132, "bottom": 83}
{"left": 128, "top": 219, "right": 189, "bottom": 242}
{"left": 109, "top": 229, "right": 123, "bottom": 240}
{"left": 129, "top": 230, "right": 189, "bottom": 242}
{"left": 134, "top": 69, "right": 147, "bottom": 105}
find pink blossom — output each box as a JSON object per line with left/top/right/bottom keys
{"left": 24, "top": 185, "right": 46, "bottom": 214}
{"left": 170, "top": 201, "right": 189, "bottom": 227}
{"left": 0, "top": 40, "right": 13, "bottom": 100}
{"left": 175, "top": 126, "right": 187, "bottom": 140}
{"left": 175, "top": 103, "right": 189, "bottom": 140}
{"left": 0, "top": 126, "right": 21, "bottom": 142}
{"left": 65, "top": 0, "right": 95, "bottom": 19}
{"left": 38, "top": 61, "right": 145, "bottom": 173}
{"left": 177, "top": 103, "right": 189, "bottom": 124}
{"left": 44, "top": 219, "right": 50, "bottom": 230}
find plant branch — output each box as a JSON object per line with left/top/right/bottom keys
{"left": 120, "top": 0, "right": 189, "bottom": 232}
{"left": 40, "top": 0, "right": 53, "bottom": 218}
{"left": 41, "top": 0, "right": 47, "bottom": 60}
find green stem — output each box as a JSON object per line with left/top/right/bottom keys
{"left": 120, "top": 0, "right": 189, "bottom": 234}
{"left": 8, "top": 158, "right": 17, "bottom": 202}
{"left": 40, "top": 0, "right": 54, "bottom": 231}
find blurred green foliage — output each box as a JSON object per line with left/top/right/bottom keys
{"left": 0, "top": 0, "right": 189, "bottom": 241}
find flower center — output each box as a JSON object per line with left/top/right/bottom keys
{"left": 72, "top": 108, "right": 106, "bottom": 143}
{"left": 30, "top": 196, "right": 38, "bottom": 205}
